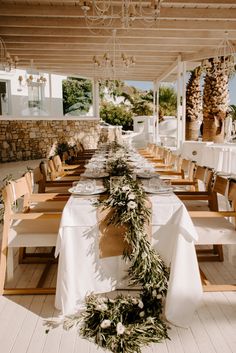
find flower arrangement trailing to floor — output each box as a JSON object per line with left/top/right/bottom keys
{"left": 46, "top": 146, "right": 170, "bottom": 353}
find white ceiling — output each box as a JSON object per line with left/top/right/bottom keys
{"left": 0, "top": 0, "right": 236, "bottom": 81}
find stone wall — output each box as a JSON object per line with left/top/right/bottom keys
{"left": 0, "top": 120, "right": 101, "bottom": 162}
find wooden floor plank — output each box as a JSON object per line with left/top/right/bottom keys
{"left": 74, "top": 335, "right": 91, "bottom": 353}
{"left": 0, "top": 296, "right": 33, "bottom": 353}
{"left": 58, "top": 327, "right": 77, "bottom": 353}
{"left": 41, "top": 307, "right": 63, "bottom": 353}
{"left": 9, "top": 295, "right": 46, "bottom": 353}
{"left": 165, "top": 325, "right": 185, "bottom": 353}
{"left": 197, "top": 294, "right": 233, "bottom": 353}
{"left": 176, "top": 325, "right": 201, "bottom": 353}
{"left": 26, "top": 295, "right": 56, "bottom": 353}
{"left": 189, "top": 311, "right": 216, "bottom": 353}
{"left": 203, "top": 292, "right": 236, "bottom": 353}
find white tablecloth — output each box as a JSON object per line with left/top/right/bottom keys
{"left": 55, "top": 193, "right": 202, "bottom": 328}
{"left": 181, "top": 141, "right": 213, "bottom": 163}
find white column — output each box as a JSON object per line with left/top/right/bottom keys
{"left": 49, "top": 73, "right": 52, "bottom": 115}
{"left": 93, "top": 79, "right": 100, "bottom": 118}
{"left": 182, "top": 61, "right": 187, "bottom": 143}
{"left": 154, "top": 80, "right": 160, "bottom": 144}
{"left": 153, "top": 80, "right": 156, "bottom": 143}
{"left": 177, "top": 56, "right": 182, "bottom": 149}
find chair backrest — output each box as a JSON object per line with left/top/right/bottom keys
{"left": 228, "top": 178, "right": 236, "bottom": 210}
{"left": 194, "top": 165, "right": 214, "bottom": 191}
{"left": 2, "top": 176, "right": 30, "bottom": 220}
{"left": 52, "top": 155, "right": 63, "bottom": 174}
{"left": 163, "top": 149, "right": 171, "bottom": 164}
{"left": 212, "top": 175, "right": 229, "bottom": 196}
{"left": 170, "top": 153, "right": 182, "bottom": 172}
{"left": 47, "top": 159, "right": 60, "bottom": 181}
{"left": 181, "top": 159, "right": 195, "bottom": 179}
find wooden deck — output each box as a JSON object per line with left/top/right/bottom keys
{"left": 1, "top": 162, "right": 236, "bottom": 352}
{"left": 0, "top": 245, "right": 236, "bottom": 353}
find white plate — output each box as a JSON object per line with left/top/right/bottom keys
{"left": 68, "top": 186, "right": 107, "bottom": 195}
{"left": 143, "top": 186, "right": 173, "bottom": 194}
{"left": 137, "top": 173, "right": 158, "bottom": 179}
{"left": 82, "top": 172, "right": 109, "bottom": 179}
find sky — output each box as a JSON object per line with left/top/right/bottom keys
{"left": 126, "top": 78, "right": 236, "bottom": 105}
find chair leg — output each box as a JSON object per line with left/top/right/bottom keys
{"left": 197, "top": 245, "right": 224, "bottom": 262}
{"left": 213, "top": 245, "right": 224, "bottom": 261}
{"left": 6, "top": 248, "right": 14, "bottom": 281}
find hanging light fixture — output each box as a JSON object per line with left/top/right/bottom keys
{"left": 0, "top": 36, "right": 19, "bottom": 71}
{"left": 92, "top": 29, "right": 135, "bottom": 81}
{"left": 79, "top": 0, "right": 163, "bottom": 30}
{"left": 17, "top": 60, "right": 47, "bottom": 92}
{"left": 202, "top": 31, "right": 236, "bottom": 76}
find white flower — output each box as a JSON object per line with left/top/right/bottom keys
{"left": 116, "top": 322, "right": 125, "bottom": 335}
{"left": 127, "top": 201, "right": 137, "bottom": 210}
{"left": 141, "top": 252, "right": 147, "bottom": 259}
{"left": 138, "top": 300, "right": 144, "bottom": 309}
{"left": 147, "top": 316, "right": 155, "bottom": 324}
{"left": 132, "top": 298, "right": 139, "bottom": 305}
{"left": 95, "top": 303, "right": 108, "bottom": 311}
{"left": 152, "top": 289, "right": 157, "bottom": 297}
{"left": 122, "top": 186, "right": 130, "bottom": 192}
{"left": 100, "top": 319, "right": 111, "bottom": 329}
{"left": 128, "top": 193, "right": 135, "bottom": 200}
{"left": 156, "top": 294, "right": 162, "bottom": 299}
{"left": 139, "top": 311, "right": 145, "bottom": 318}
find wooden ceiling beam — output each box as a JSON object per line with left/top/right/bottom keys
{"left": 1, "top": 36, "right": 224, "bottom": 47}
{"left": 2, "top": 28, "right": 236, "bottom": 39}
{"left": 4, "top": 43, "right": 208, "bottom": 51}
{"left": 1, "top": 5, "right": 236, "bottom": 20}
{"left": 1, "top": 17, "right": 236, "bottom": 31}
{"left": 182, "top": 45, "right": 236, "bottom": 61}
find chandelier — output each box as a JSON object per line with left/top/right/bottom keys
{"left": 0, "top": 36, "right": 19, "bottom": 71}
{"left": 202, "top": 31, "right": 236, "bottom": 78}
{"left": 92, "top": 29, "right": 135, "bottom": 80}
{"left": 79, "top": 0, "right": 164, "bottom": 29}
{"left": 18, "top": 74, "right": 47, "bottom": 92}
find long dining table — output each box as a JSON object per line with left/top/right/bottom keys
{"left": 55, "top": 188, "right": 202, "bottom": 328}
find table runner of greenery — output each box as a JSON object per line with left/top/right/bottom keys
{"left": 46, "top": 143, "right": 170, "bottom": 353}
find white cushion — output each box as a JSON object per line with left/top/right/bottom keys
{"left": 8, "top": 218, "right": 60, "bottom": 247}
{"left": 193, "top": 217, "right": 236, "bottom": 245}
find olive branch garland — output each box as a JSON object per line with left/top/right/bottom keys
{"left": 45, "top": 154, "right": 170, "bottom": 353}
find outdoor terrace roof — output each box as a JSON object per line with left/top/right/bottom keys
{"left": 0, "top": 0, "right": 236, "bottom": 81}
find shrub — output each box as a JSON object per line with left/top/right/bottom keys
{"left": 100, "top": 102, "right": 133, "bottom": 131}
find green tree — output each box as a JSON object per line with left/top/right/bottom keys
{"left": 229, "top": 104, "right": 236, "bottom": 121}
{"left": 131, "top": 99, "right": 153, "bottom": 116}
{"left": 62, "top": 77, "right": 92, "bottom": 115}
{"left": 100, "top": 101, "right": 133, "bottom": 130}
{"left": 159, "top": 85, "right": 177, "bottom": 117}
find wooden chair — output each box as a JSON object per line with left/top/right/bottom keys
{"left": 52, "top": 154, "right": 81, "bottom": 172}
{"left": 0, "top": 176, "right": 61, "bottom": 295}
{"left": 172, "top": 164, "right": 212, "bottom": 193}
{"left": 41, "top": 160, "right": 81, "bottom": 184}
{"left": 138, "top": 143, "right": 156, "bottom": 157}
{"left": 156, "top": 158, "right": 195, "bottom": 182}
{"left": 34, "top": 164, "right": 73, "bottom": 194}
{"left": 189, "top": 177, "right": 236, "bottom": 291}
{"left": 24, "top": 170, "right": 68, "bottom": 212}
